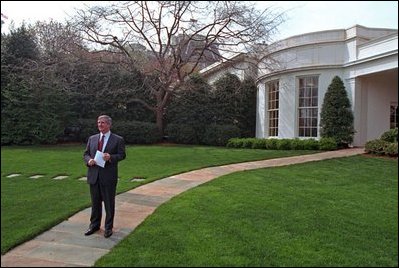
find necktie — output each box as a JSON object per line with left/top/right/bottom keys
{"left": 98, "top": 135, "right": 105, "bottom": 151}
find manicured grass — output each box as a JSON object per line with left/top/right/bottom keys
{"left": 95, "top": 155, "right": 398, "bottom": 267}
{"left": 1, "top": 144, "right": 315, "bottom": 254}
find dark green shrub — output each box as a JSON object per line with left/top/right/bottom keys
{"left": 224, "top": 137, "right": 341, "bottom": 151}
{"left": 212, "top": 73, "right": 242, "bottom": 127}
{"left": 290, "top": 138, "right": 305, "bottom": 150}
{"left": 77, "top": 119, "right": 161, "bottom": 144}
{"left": 202, "top": 124, "right": 241, "bottom": 146}
{"left": 319, "top": 137, "right": 338, "bottom": 151}
{"left": 384, "top": 142, "right": 398, "bottom": 157}
{"left": 237, "top": 77, "right": 257, "bottom": 137}
{"left": 365, "top": 139, "right": 388, "bottom": 155}
{"left": 113, "top": 120, "right": 162, "bottom": 144}
{"left": 166, "top": 124, "right": 198, "bottom": 144}
{"left": 78, "top": 118, "right": 98, "bottom": 142}
{"left": 303, "top": 138, "right": 319, "bottom": 150}
{"left": 265, "top": 138, "right": 278, "bottom": 150}
{"left": 380, "top": 128, "right": 398, "bottom": 142}
{"left": 242, "top": 138, "right": 256, "bottom": 148}
{"left": 363, "top": 128, "right": 398, "bottom": 156}
{"left": 320, "top": 76, "right": 355, "bottom": 147}
{"left": 226, "top": 138, "right": 243, "bottom": 148}
{"left": 276, "top": 139, "right": 291, "bottom": 150}
{"left": 167, "top": 74, "right": 213, "bottom": 144}
{"left": 252, "top": 139, "right": 267, "bottom": 149}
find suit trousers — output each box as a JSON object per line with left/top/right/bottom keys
{"left": 89, "top": 177, "right": 117, "bottom": 231}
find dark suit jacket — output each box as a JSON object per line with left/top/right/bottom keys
{"left": 83, "top": 133, "right": 126, "bottom": 185}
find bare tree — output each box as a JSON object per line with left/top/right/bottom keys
{"left": 71, "top": 1, "right": 284, "bottom": 135}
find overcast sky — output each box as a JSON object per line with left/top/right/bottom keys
{"left": 1, "top": 1, "right": 398, "bottom": 41}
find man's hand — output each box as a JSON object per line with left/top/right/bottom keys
{"left": 88, "top": 159, "right": 96, "bottom": 166}
{"left": 103, "top": 153, "right": 111, "bottom": 162}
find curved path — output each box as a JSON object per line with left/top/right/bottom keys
{"left": 1, "top": 148, "right": 365, "bottom": 267}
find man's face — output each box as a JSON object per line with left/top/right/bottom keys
{"left": 97, "top": 118, "right": 110, "bottom": 134}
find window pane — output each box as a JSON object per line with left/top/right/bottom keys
{"left": 311, "top": 128, "right": 317, "bottom": 137}
{"left": 312, "top": 97, "right": 318, "bottom": 106}
{"left": 390, "top": 105, "right": 398, "bottom": 129}
{"left": 300, "top": 87, "right": 305, "bottom": 98}
{"left": 267, "top": 80, "right": 279, "bottom": 136}
{"left": 298, "top": 76, "right": 318, "bottom": 137}
{"left": 305, "top": 87, "right": 311, "bottom": 98}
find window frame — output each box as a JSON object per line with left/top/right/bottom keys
{"left": 267, "top": 80, "right": 279, "bottom": 137}
{"left": 390, "top": 102, "right": 398, "bottom": 129}
{"left": 297, "top": 76, "right": 319, "bottom": 138}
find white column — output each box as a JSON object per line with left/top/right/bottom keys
{"left": 347, "top": 77, "right": 365, "bottom": 146}
{"left": 256, "top": 84, "right": 266, "bottom": 138}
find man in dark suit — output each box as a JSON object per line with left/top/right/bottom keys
{"left": 83, "top": 115, "right": 126, "bottom": 238}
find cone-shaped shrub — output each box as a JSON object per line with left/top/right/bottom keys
{"left": 320, "top": 76, "right": 355, "bottom": 147}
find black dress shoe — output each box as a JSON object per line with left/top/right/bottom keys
{"left": 84, "top": 226, "right": 100, "bottom": 236}
{"left": 104, "top": 229, "right": 113, "bottom": 238}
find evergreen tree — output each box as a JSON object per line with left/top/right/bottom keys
{"left": 320, "top": 76, "right": 355, "bottom": 147}
{"left": 167, "top": 73, "right": 213, "bottom": 143}
{"left": 213, "top": 73, "right": 242, "bottom": 126}
{"left": 1, "top": 23, "right": 72, "bottom": 144}
{"left": 1, "top": 24, "right": 42, "bottom": 144}
{"left": 238, "top": 77, "right": 257, "bottom": 137}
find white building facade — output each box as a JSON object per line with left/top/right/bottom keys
{"left": 201, "top": 25, "right": 398, "bottom": 146}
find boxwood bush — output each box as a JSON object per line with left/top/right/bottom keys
{"left": 226, "top": 137, "right": 338, "bottom": 151}
{"left": 364, "top": 128, "right": 398, "bottom": 157}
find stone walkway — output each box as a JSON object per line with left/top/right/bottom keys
{"left": 1, "top": 148, "right": 365, "bottom": 267}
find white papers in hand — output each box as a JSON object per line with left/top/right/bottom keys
{"left": 94, "top": 150, "right": 106, "bottom": 168}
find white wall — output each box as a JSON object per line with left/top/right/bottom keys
{"left": 362, "top": 71, "right": 398, "bottom": 141}
{"left": 259, "top": 69, "right": 345, "bottom": 139}
{"left": 202, "top": 26, "right": 398, "bottom": 146}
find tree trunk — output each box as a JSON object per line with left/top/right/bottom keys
{"left": 155, "top": 106, "right": 164, "bottom": 137}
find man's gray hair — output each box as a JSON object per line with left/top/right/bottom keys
{"left": 98, "top": 115, "right": 112, "bottom": 126}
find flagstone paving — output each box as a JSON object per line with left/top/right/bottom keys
{"left": 1, "top": 148, "right": 365, "bottom": 267}
{"left": 52, "top": 176, "right": 69, "bottom": 180}
{"left": 6, "top": 174, "right": 21, "bottom": 178}
{"left": 29, "top": 175, "right": 44, "bottom": 179}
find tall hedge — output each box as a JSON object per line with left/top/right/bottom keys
{"left": 1, "top": 24, "right": 68, "bottom": 145}
{"left": 1, "top": 23, "right": 157, "bottom": 145}
{"left": 166, "top": 73, "right": 214, "bottom": 143}
{"left": 212, "top": 73, "right": 242, "bottom": 126}
{"left": 237, "top": 77, "right": 257, "bottom": 137}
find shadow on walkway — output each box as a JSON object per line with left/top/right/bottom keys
{"left": 1, "top": 148, "right": 365, "bottom": 267}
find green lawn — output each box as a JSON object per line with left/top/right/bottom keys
{"left": 1, "top": 144, "right": 316, "bottom": 254}
{"left": 96, "top": 155, "right": 398, "bottom": 267}
{"left": 1, "top": 146, "right": 397, "bottom": 266}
